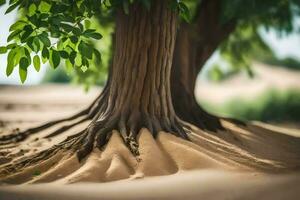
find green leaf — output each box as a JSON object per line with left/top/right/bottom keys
{"left": 39, "top": 33, "right": 51, "bottom": 47}
{"left": 78, "top": 41, "right": 93, "bottom": 59}
{"left": 0, "top": 46, "right": 7, "bottom": 54}
{"left": 61, "top": 23, "right": 74, "bottom": 33}
{"left": 84, "top": 20, "right": 91, "bottom": 29}
{"left": 75, "top": 53, "right": 82, "bottom": 66}
{"left": 59, "top": 50, "right": 69, "bottom": 59}
{"left": 5, "top": 1, "right": 20, "bottom": 14}
{"left": 39, "top": 1, "right": 51, "bottom": 13}
{"left": 27, "top": 15, "right": 38, "bottom": 26}
{"left": 19, "top": 57, "right": 29, "bottom": 83}
{"left": 178, "top": 2, "right": 191, "bottom": 22}
{"left": 26, "top": 37, "right": 35, "bottom": 51}
{"left": 24, "top": 47, "right": 31, "bottom": 65}
{"left": 9, "top": 20, "right": 27, "bottom": 32}
{"left": 6, "top": 43, "right": 17, "bottom": 49}
{"left": 19, "top": 57, "right": 29, "bottom": 69}
{"left": 93, "top": 48, "right": 101, "bottom": 64}
{"left": 83, "top": 30, "right": 102, "bottom": 40}
{"left": 0, "top": 0, "right": 5, "bottom": 6}
{"left": 56, "top": 40, "right": 64, "bottom": 50}
{"left": 33, "top": 55, "right": 41, "bottom": 72}
{"left": 7, "top": 29, "right": 21, "bottom": 42}
{"left": 28, "top": 3, "right": 36, "bottom": 16}
{"left": 6, "top": 49, "right": 17, "bottom": 76}
{"left": 32, "top": 38, "right": 41, "bottom": 53}
{"left": 65, "top": 59, "right": 73, "bottom": 74}
{"left": 72, "top": 27, "right": 81, "bottom": 36}
{"left": 82, "top": 56, "right": 89, "bottom": 68}
{"left": 50, "top": 49, "right": 60, "bottom": 68}
{"left": 42, "top": 47, "right": 49, "bottom": 59}
{"left": 51, "top": 4, "right": 68, "bottom": 13}
{"left": 21, "top": 25, "right": 33, "bottom": 42}
{"left": 69, "top": 51, "right": 76, "bottom": 64}
{"left": 70, "top": 36, "right": 78, "bottom": 44}
{"left": 89, "top": 32, "right": 102, "bottom": 40}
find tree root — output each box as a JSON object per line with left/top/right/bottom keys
{"left": 0, "top": 110, "right": 88, "bottom": 145}
{"left": 76, "top": 113, "right": 189, "bottom": 161}
{"left": 0, "top": 111, "right": 189, "bottom": 177}
{"left": 178, "top": 100, "right": 248, "bottom": 133}
{"left": 0, "top": 92, "right": 106, "bottom": 145}
{"left": 0, "top": 129, "right": 86, "bottom": 175}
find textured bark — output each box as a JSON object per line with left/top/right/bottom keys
{"left": 171, "top": 0, "right": 236, "bottom": 131}
{"left": 100, "top": 1, "right": 179, "bottom": 125}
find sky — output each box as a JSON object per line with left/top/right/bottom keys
{"left": 0, "top": 4, "right": 300, "bottom": 85}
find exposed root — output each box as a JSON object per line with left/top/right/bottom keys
{"left": 0, "top": 93, "right": 105, "bottom": 145}
{"left": 178, "top": 100, "right": 249, "bottom": 133}
{"left": 0, "top": 110, "right": 88, "bottom": 145}
{"left": 0, "top": 129, "right": 85, "bottom": 176}
{"left": 0, "top": 111, "right": 189, "bottom": 178}
{"left": 76, "top": 113, "right": 189, "bottom": 161}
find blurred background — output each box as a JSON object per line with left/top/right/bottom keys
{"left": 0, "top": 2, "right": 300, "bottom": 129}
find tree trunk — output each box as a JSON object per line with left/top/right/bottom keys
{"left": 74, "top": 0, "right": 189, "bottom": 159}
{"left": 171, "top": 0, "right": 236, "bottom": 131}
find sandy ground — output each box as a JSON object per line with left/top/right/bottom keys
{"left": 1, "top": 171, "right": 300, "bottom": 200}
{"left": 0, "top": 84, "right": 300, "bottom": 199}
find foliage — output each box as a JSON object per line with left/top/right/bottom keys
{"left": 219, "top": 23, "right": 273, "bottom": 77}
{"left": 206, "top": 0, "right": 300, "bottom": 80}
{"left": 42, "top": 67, "right": 71, "bottom": 83}
{"left": 0, "top": 0, "right": 299, "bottom": 86}
{"left": 201, "top": 89, "right": 300, "bottom": 123}
{"left": 259, "top": 57, "right": 300, "bottom": 71}
{"left": 0, "top": 0, "right": 190, "bottom": 84}
{"left": 0, "top": 0, "right": 105, "bottom": 83}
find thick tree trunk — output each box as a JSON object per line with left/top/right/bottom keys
{"left": 102, "top": 1, "right": 178, "bottom": 123}
{"left": 94, "top": 0, "right": 185, "bottom": 136}
{"left": 74, "top": 0, "right": 189, "bottom": 159}
{"left": 171, "top": 0, "right": 236, "bottom": 131}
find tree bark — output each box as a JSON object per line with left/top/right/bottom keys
{"left": 103, "top": 1, "right": 178, "bottom": 122}
{"left": 171, "top": 0, "right": 236, "bottom": 131}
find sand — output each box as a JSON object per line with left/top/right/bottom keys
{"left": 1, "top": 170, "right": 300, "bottom": 200}
{"left": 0, "top": 85, "right": 300, "bottom": 199}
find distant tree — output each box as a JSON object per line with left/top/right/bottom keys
{"left": 170, "top": 0, "right": 300, "bottom": 131}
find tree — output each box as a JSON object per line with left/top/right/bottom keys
{"left": 0, "top": 0, "right": 192, "bottom": 181}
{"left": 0, "top": 0, "right": 299, "bottom": 183}
{"left": 171, "top": 0, "right": 234, "bottom": 131}
{"left": 170, "top": 0, "right": 300, "bottom": 130}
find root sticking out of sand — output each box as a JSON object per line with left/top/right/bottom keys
{"left": 0, "top": 119, "right": 299, "bottom": 184}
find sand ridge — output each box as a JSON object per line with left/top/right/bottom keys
{"left": 1, "top": 128, "right": 237, "bottom": 184}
